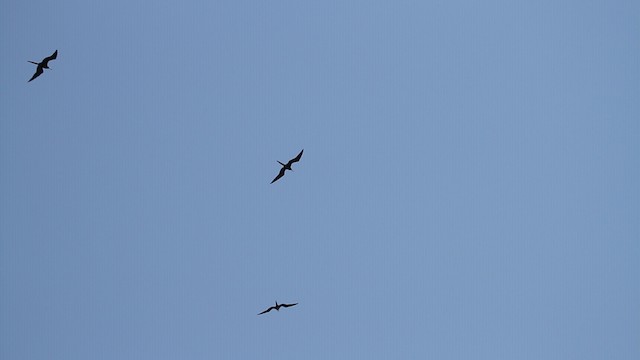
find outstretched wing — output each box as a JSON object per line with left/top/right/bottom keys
{"left": 258, "top": 306, "right": 275, "bottom": 315}
{"left": 43, "top": 50, "right": 58, "bottom": 64}
{"left": 270, "top": 167, "right": 286, "bottom": 184}
{"left": 286, "top": 149, "right": 304, "bottom": 166}
{"left": 28, "top": 66, "right": 43, "bottom": 82}
{"left": 280, "top": 303, "right": 298, "bottom": 308}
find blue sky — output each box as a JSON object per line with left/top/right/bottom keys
{"left": 1, "top": 1, "right": 638, "bottom": 359}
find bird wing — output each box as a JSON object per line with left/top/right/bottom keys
{"left": 28, "top": 66, "right": 43, "bottom": 82}
{"left": 270, "top": 167, "right": 286, "bottom": 184}
{"left": 287, "top": 149, "right": 304, "bottom": 166}
{"left": 280, "top": 303, "right": 298, "bottom": 308}
{"left": 43, "top": 50, "right": 58, "bottom": 63}
{"left": 258, "top": 306, "right": 275, "bottom": 315}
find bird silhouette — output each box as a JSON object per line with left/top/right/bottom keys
{"left": 258, "top": 301, "right": 298, "bottom": 315}
{"left": 28, "top": 50, "right": 57, "bottom": 82}
{"left": 271, "top": 149, "right": 303, "bottom": 184}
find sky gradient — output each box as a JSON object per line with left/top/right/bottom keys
{"left": 1, "top": 1, "right": 639, "bottom": 359}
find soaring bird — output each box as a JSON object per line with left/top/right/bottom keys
{"left": 271, "top": 149, "right": 304, "bottom": 184}
{"left": 258, "top": 301, "right": 298, "bottom": 315}
{"left": 28, "top": 50, "right": 58, "bottom": 82}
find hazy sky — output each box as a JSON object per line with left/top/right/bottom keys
{"left": 1, "top": 1, "right": 638, "bottom": 359}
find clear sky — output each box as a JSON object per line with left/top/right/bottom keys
{"left": 1, "top": 1, "right": 638, "bottom": 359}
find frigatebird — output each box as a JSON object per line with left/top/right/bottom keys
{"left": 28, "top": 50, "right": 57, "bottom": 82}
{"left": 271, "top": 149, "right": 303, "bottom": 184}
{"left": 258, "top": 301, "right": 298, "bottom": 315}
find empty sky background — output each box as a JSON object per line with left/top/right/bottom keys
{"left": 1, "top": 1, "right": 638, "bottom": 359}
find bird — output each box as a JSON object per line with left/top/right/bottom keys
{"left": 258, "top": 301, "right": 298, "bottom": 315}
{"left": 28, "top": 50, "right": 58, "bottom": 82}
{"left": 271, "top": 149, "right": 304, "bottom": 184}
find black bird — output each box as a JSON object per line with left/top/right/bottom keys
{"left": 258, "top": 301, "right": 298, "bottom": 315}
{"left": 28, "top": 50, "right": 57, "bottom": 82}
{"left": 271, "top": 149, "right": 304, "bottom": 184}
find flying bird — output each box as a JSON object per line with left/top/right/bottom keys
{"left": 28, "top": 50, "right": 58, "bottom": 82}
{"left": 258, "top": 301, "right": 298, "bottom": 315}
{"left": 271, "top": 149, "right": 304, "bottom": 184}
